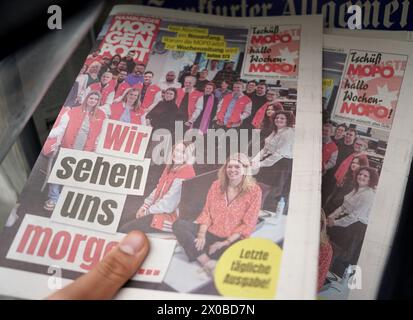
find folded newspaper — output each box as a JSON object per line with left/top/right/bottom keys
{"left": 0, "top": 5, "right": 323, "bottom": 299}
{"left": 319, "top": 34, "right": 413, "bottom": 299}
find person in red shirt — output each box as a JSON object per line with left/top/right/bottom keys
{"left": 214, "top": 81, "right": 252, "bottom": 129}
{"left": 113, "top": 70, "right": 130, "bottom": 100}
{"left": 110, "top": 88, "right": 145, "bottom": 124}
{"left": 173, "top": 153, "right": 262, "bottom": 275}
{"left": 175, "top": 75, "right": 203, "bottom": 124}
{"left": 43, "top": 91, "right": 106, "bottom": 211}
{"left": 120, "top": 141, "right": 196, "bottom": 233}
{"left": 42, "top": 91, "right": 106, "bottom": 156}
{"left": 84, "top": 71, "right": 116, "bottom": 110}
{"left": 133, "top": 71, "right": 161, "bottom": 110}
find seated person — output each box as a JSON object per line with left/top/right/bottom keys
{"left": 252, "top": 111, "right": 295, "bottom": 212}
{"left": 173, "top": 153, "right": 262, "bottom": 274}
{"left": 120, "top": 141, "right": 196, "bottom": 233}
{"left": 327, "top": 167, "right": 378, "bottom": 268}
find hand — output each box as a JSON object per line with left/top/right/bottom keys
{"left": 216, "top": 120, "right": 223, "bottom": 126}
{"left": 48, "top": 231, "right": 149, "bottom": 300}
{"left": 184, "top": 121, "right": 192, "bottom": 127}
{"left": 194, "top": 233, "right": 206, "bottom": 251}
{"left": 136, "top": 207, "right": 147, "bottom": 219}
{"left": 208, "top": 241, "right": 228, "bottom": 255}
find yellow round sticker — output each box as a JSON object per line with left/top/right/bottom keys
{"left": 214, "top": 238, "right": 282, "bottom": 299}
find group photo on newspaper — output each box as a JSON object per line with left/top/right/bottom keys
{"left": 318, "top": 37, "right": 410, "bottom": 299}
{"left": 0, "top": 5, "right": 323, "bottom": 300}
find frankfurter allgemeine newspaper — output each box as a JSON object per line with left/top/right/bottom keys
{"left": 319, "top": 34, "right": 413, "bottom": 299}
{"left": 0, "top": 5, "right": 322, "bottom": 299}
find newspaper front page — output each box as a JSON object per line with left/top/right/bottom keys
{"left": 0, "top": 5, "right": 322, "bottom": 300}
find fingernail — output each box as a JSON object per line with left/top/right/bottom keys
{"left": 119, "top": 232, "right": 146, "bottom": 256}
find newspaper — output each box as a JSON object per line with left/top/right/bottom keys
{"left": 0, "top": 5, "right": 322, "bottom": 300}
{"left": 143, "top": 0, "right": 413, "bottom": 31}
{"left": 319, "top": 34, "right": 413, "bottom": 299}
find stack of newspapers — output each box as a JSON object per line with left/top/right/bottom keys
{"left": 0, "top": 4, "right": 412, "bottom": 300}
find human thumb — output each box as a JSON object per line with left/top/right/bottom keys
{"left": 48, "top": 231, "right": 149, "bottom": 300}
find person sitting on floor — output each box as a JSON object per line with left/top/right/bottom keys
{"left": 173, "top": 153, "right": 262, "bottom": 275}
{"left": 120, "top": 141, "right": 196, "bottom": 233}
